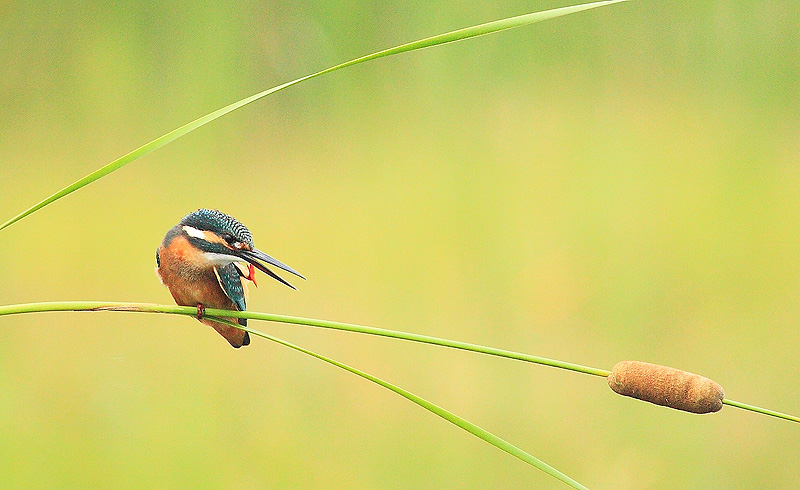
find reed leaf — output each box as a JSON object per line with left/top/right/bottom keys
{"left": 0, "top": 0, "right": 628, "bottom": 232}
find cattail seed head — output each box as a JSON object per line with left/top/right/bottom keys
{"left": 608, "top": 361, "right": 724, "bottom": 414}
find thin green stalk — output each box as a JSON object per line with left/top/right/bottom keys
{"left": 722, "top": 398, "right": 800, "bottom": 424}
{"left": 220, "top": 309, "right": 611, "bottom": 377}
{"left": 0, "top": 300, "right": 797, "bottom": 425}
{"left": 0, "top": 301, "right": 608, "bottom": 376}
{"left": 0, "top": 0, "right": 629, "bottom": 232}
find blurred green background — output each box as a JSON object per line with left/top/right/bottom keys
{"left": 1, "top": 1, "right": 799, "bottom": 488}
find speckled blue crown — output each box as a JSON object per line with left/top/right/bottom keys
{"left": 180, "top": 209, "right": 254, "bottom": 246}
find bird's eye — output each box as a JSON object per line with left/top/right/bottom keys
{"left": 221, "top": 232, "right": 236, "bottom": 244}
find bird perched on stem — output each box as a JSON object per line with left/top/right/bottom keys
{"left": 156, "top": 209, "right": 303, "bottom": 347}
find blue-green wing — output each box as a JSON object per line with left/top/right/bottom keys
{"left": 213, "top": 264, "right": 247, "bottom": 326}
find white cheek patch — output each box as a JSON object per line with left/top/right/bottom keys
{"left": 183, "top": 225, "right": 242, "bottom": 265}
{"left": 183, "top": 225, "right": 231, "bottom": 247}
{"left": 182, "top": 226, "right": 206, "bottom": 239}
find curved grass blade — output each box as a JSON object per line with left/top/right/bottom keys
{"left": 226, "top": 319, "right": 592, "bottom": 490}
{"left": 0, "top": 0, "right": 628, "bottom": 232}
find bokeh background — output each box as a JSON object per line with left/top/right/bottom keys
{"left": 1, "top": 1, "right": 799, "bottom": 488}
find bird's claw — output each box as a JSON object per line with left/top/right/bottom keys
{"left": 196, "top": 304, "right": 205, "bottom": 320}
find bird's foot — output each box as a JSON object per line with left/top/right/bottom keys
{"left": 196, "top": 303, "right": 205, "bottom": 320}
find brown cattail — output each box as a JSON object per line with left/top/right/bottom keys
{"left": 607, "top": 361, "right": 725, "bottom": 414}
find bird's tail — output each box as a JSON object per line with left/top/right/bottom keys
{"left": 202, "top": 317, "right": 250, "bottom": 348}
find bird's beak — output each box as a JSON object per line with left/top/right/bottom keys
{"left": 236, "top": 248, "right": 305, "bottom": 290}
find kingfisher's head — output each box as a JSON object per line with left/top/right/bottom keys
{"left": 177, "top": 209, "right": 304, "bottom": 289}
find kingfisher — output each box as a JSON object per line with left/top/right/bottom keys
{"left": 156, "top": 209, "right": 303, "bottom": 348}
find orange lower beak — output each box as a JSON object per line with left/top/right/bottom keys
{"left": 248, "top": 264, "right": 258, "bottom": 287}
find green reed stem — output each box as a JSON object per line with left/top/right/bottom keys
{"left": 0, "top": 0, "right": 628, "bottom": 232}
{"left": 0, "top": 301, "right": 608, "bottom": 376}
{"left": 0, "top": 301, "right": 796, "bottom": 426}
{"left": 722, "top": 398, "right": 800, "bottom": 423}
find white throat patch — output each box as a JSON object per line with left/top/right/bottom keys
{"left": 203, "top": 252, "right": 246, "bottom": 266}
